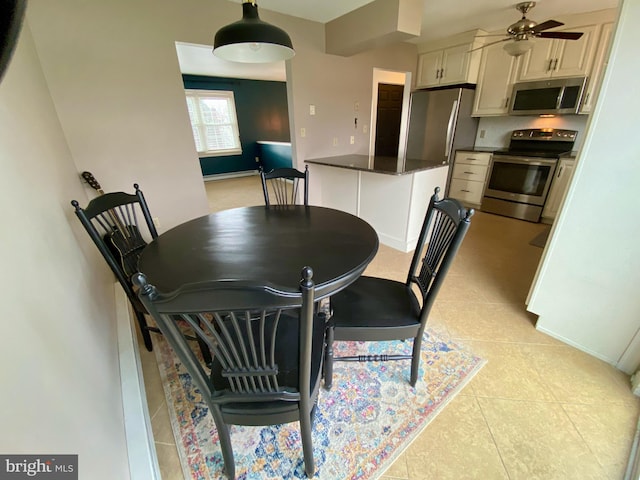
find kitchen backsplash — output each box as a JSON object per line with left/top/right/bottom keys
{"left": 474, "top": 115, "right": 589, "bottom": 151}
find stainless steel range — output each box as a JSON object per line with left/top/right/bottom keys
{"left": 482, "top": 128, "right": 577, "bottom": 222}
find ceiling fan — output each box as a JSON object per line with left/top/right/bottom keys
{"left": 476, "top": 2, "right": 584, "bottom": 57}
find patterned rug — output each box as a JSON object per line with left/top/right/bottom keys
{"left": 154, "top": 329, "right": 485, "bottom": 479}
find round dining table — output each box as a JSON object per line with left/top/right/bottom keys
{"left": 138, "top": 205, "right": 379, "bottom": 299}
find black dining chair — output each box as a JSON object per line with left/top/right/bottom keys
{"left": 323, "top": 187, "right": 474, "bottom": 388}
{"left": 133, "top": 267, "right": 324, "bottom": 479}
{"left": 72, "top": 178, "right": 159, "bottom": 352}
{"left": 260, "top": 165, "right": 309, "bottom": 206}
{"left": 71, "top": 176, "right": 211, "bottom": 364}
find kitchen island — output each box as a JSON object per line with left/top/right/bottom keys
{"left": 305, "top": 154, "right": 449, "bottom": 252}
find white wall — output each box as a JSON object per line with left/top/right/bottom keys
{"left": 288, "top": 39, "right": 417, "bottom": 166}
{"left": 25, "top": 0, "right": 417, "bottom": 233}
{"left": 0, "top": 22, "right": 129, "bottom": 477}
{"left": 527, "top": 0, "right": 640, "bottom": 373}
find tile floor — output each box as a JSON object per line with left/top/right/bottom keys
{"left": 138, "top": 174, "right": 640, "bottom": 479}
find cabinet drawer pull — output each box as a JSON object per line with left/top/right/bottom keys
{"left": 463, "top": 171, "right": 475, "bottom": 174}
{"left": 553, "top": 58, "right": 559, "bottom": 70}
{"left": 460, "top": 189, "right": 471, "bottom": 193}
{"left": 547, "top": 59, "right": 553, "bottom": 71}
{"left": 556, "top": 166, "right": 563, "bottom": 178}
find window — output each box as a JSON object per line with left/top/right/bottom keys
{"left": 185, "top": 89, "right": 242, "bottom": 157}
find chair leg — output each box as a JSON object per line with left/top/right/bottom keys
{"left": 323, "top": 326, "right": 334, "bottom": 390}
{"left": 410, "top": 334, "right": 423, "bottom": 387}
{"left": 133, "top": 308, "right": 154, "bottom": 352}
{"left": 211, "top": 407, "right": 235, "bottom": 479}
{"left": 300, "top": 404, "right": 316, "bottom": 477}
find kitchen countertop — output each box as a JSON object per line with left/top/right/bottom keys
{"left": 304, "top": 154, "right": 447, "bottom": 175}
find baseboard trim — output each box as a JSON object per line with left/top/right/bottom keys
{"left": 115, "top": 284, "right": 161, "bottom": 480}
{"left": 203, "top": 170, "right": 258, "bottom": 182}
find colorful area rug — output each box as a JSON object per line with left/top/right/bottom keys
{"left": 154, "top": 329, "right": 485, "bottom": 479}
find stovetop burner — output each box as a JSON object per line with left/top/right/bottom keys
{"left": 494, "top": 128, "right": 578, "bottom": 158}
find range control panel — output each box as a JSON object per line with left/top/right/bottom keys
{"left": 511, "top": 128, "right": 578, "bottom": 141}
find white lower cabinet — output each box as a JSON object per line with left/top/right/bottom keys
{"left": 542, "top": 158, "right": 576, "bottom": 222}
{"left": 448, "top": 151, "right": 491, "bottom": 208}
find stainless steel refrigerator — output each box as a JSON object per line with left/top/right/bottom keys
{"left": 403, "top": 86, "right": 478, "bottom": 192}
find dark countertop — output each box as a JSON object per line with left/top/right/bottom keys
{"left": 304, "top": 154, "right": 447, "bottom": 175}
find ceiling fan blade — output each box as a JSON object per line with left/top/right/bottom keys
{"left": 475, "top": 33, "right": 512, "bottom": 37}
{"left": 531, "top": 20, "right": 564, "bottom": 32}
{"left": 469, "top": 38, "right": 510, "bottom": 52}
{"left": 538, "top": 31, "right": 584, "bottom": 40}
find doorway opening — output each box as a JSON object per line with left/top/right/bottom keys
{"left": 174, "top": 41, "right": 291, "bottom": 182}
{"left": 369, "top": 68, "right": 411, "bottom": 161}
{"left": 374, "top": 83, "right": 405, "bottom": 157}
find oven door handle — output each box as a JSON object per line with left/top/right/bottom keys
{"left": 445, "top": 100, "right": 458, "bottom": 161}
{"left": 492, "top": 156, "right": 557, "bottom": 167}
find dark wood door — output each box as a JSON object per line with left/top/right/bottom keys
{"left": 374, "top": 83, "right": 405, "bottom": 157}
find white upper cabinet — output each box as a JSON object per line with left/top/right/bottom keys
{"left": 417, "top": 50, "right": 444, "bottom": 88}
{"left": 416, "top": 31, "right": 484, "bottom": 88}
{"left": 472, "top": 42, "right": 520, "bottom": 116}
{"left": 517, "top": 24, "right": 600, "bottom": 81}
{"left": 580, "top": 22, "right": 614, "bottom": 114}
{"left": 417, "top": 44, "right": 476, "bottom": 88}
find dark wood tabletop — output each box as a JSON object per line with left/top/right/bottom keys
{"left": 138, "top": 205, "right": 379, "bottom": 299}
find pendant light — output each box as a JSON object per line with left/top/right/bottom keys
{"left": 213, "top": 0, "right": 295, "bottom": 63}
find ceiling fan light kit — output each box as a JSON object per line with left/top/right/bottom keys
{"left": 213, "top": 0, "right": 295, "bottom": 63}
{"left": 503, "top": 38, "right": 534, "bottom": 57}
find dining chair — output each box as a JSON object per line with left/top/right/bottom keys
{"left": 260, "top": 165, "right": 309, "bottom": 206}
{"left": 133, "top": 266, "right": 324, "bottom": 479}
{"left": 72, "top": 180, "right": 159, "bottom": 352}
{"left": 323, "top": 187, "right": 474, "bottom": 388}
{"left": 71, "top": 178, "right": 211, "bottom": 365}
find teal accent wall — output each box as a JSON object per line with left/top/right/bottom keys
{"left": 183, "top": 75, "right": 290, "bottom": 176}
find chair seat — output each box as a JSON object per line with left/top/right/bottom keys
{"left": 329, "top": 276, "right": 422, "bottom": 341}
{"left": 324, "top": 187, "right": 474, "bottom": 389}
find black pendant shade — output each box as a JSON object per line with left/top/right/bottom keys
{"left": 213, "top": 1, "right": 295, "bottom": 63}
{"left": 0, "top": 0, "right": 27, "bottom": 83}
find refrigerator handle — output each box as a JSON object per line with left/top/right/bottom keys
{"left": 445, "top": 100, "right": 458, "bottom": 160}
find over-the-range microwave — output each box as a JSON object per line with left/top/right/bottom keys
{"left": 508, "top": 76, "right": 587, "bottom": 115}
